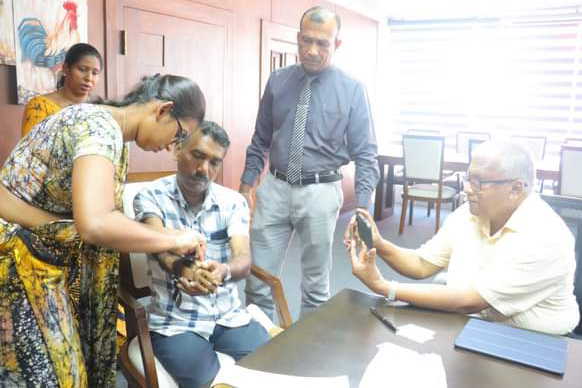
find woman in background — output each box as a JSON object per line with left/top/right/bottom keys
{"left": 21, "top": 42, "right": 103, "bottom": 136}
{"left": 1, "top": 74, "right": 205, "bottom": 387}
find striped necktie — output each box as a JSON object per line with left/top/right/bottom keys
{"left": 286, "top": 78, "right": 313, "bottom": 184}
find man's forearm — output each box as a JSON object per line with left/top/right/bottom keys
{"left": 376, "top": 239, "right": 435, "bottom": 279}
{"left": 381, "top": 281, "right": 489, "bottom": 314}
{"left": 227, "top": 250, "right": 251, "bottom": 281}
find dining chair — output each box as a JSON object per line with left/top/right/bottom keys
{"left": 468, "top": 138, "right": 487, "bottom": 163}
{"left": 557, "top": 145, "right": 582, "bottom": 336}
{"left": 399, "top": 134, "right": 459, "bottom": 235}
{"left": 510, "top": 135, "right": 547, "bottom": 161}
{"left": 444, "top": 132, "right": 491, "bottom": 203}
{"left": 558, "top": 145, "right": 582, "bottom": 198}
{"left": 510, "top": 135, "right": 548, "bottom": 191}
{"left": 395, "top": 129, "right": 442, "bottom": 218}
{"left": 565, "top": 137, "right": 582, "bottom": 147}
{"left": 118, "top": 181, "right": 292, "bottom": 388}
{"left": 456, "top": 131, "right": 491, "bottom": 155}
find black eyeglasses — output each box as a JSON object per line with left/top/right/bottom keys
{"left": 462, "top": 175, "right": 520, "bottom": 192}
{"left": 172, "top": 114, "right": 188, "bottom": 145}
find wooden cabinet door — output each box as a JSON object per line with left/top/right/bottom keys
{"left": 105, "top": 0, "right": 233, "bottom": 177}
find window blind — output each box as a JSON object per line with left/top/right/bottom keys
{"left": 381, "top": 8, "right": 582, "bottom": 157}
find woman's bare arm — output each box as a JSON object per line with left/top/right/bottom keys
{"left": 72, "top": 155, "right": 200, "bottom": 254}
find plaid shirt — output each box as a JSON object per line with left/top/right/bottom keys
{"left": 133, "top": 175, "right": 251, "bottom": 339}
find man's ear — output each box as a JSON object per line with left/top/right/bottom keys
{"left": 511, "top": 179, "right": 526, "bottom": 196}
{"left": 156, "top": 101, "right": 175, "bottom": 121}
{"left": 334, "top": 38, "right": 342, "bottom": 50}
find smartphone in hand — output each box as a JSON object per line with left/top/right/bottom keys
{"left": 356, "top": 214, "right": 374, "bottom": 249}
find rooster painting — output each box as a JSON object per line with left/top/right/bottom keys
{"left": 14, "top": 0, "right": 87, "bottom": 104}
{"left": 0, "top": 0, "right": 16, "bottom": 65}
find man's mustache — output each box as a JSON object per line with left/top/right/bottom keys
{"left": 189, "top": 174, "right": 209, "bottom": 182}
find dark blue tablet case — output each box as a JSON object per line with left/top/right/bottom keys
{"left": 454, "top": 318, "right": 568, "bottom": 375}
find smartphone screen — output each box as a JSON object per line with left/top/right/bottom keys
{"left": 356, "top": 214, "right": 374, "bottom": 249}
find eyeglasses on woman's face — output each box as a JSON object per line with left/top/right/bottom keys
{"left": 171, "top": 114, "right": 188, "bottom": 145}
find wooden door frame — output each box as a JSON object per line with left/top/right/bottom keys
{"left": 259, "top": 19, "right": 297, "bottom": 98}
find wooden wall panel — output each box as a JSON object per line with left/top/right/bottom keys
{"left": 222, "top": 0, "right": 269, "bottom": 190}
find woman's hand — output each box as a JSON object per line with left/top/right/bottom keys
{"left": 172, "top": 230, "right": 207, "bottom": 258}
{"left": 348, "top": 237, "right": 386, "bottom": 295}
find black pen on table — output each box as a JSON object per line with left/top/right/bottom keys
{"left": 370, "top": 306, "right": 398, "bottom": 332}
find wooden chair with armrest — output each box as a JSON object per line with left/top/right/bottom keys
{"left": 118, "top": 181, "right": 292, "bottom": 388}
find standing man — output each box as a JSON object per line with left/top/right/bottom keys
{"left": 240, "top": 6, "right": 379, "bottom": 318}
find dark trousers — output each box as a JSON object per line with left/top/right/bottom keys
{"left": 150, "top": 321, "right": 269, "bottom": 388}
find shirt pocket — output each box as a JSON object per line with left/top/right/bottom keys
{"left": 317, "top": 104, "right": 347, "bottom": 144}
{"left": 205, "top": 228, "right": 229, "bottom": 262}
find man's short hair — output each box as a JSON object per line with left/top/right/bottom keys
{"left": 473, "top": 140, "right": 535, "bottom": 194}
{"left": 184, "top": 120, "right": 230, "bottom": 150}
{"left": 300, "top": 6, "right": 341, "bottom": 38}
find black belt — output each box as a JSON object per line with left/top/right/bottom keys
{"left": 270, "top": 165, "right": 342, "bottom": 185}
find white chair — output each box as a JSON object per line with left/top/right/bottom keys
{"left": 456, "top": 131, "right": 491, "bottom": 155}
{"left": 510, "top": 135, "right": 547, "bottom": 161}
{"left": 559, "top": 145, "right": 582, "bottom": 198}
{"left": 565, "top": 137, "right": 582, "bottom": 147}
{"left": 511, "top": 135, "right": 548, "bottom": 191}
{"left": 118, "top": 181, "right": 292, "bottom": 388}
{"left": 399, "top": 134, "right": 459, "bottom": 235}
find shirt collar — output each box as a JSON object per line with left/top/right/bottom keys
{"left": 168, "top": 177, "right": 219, "bottom": 212}
{"left": 296, "top": 64, "right": 335, "bottom": 84}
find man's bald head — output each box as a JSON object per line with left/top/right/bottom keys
{"left": 471, "top": 140, "right": 535, "bottom": 194}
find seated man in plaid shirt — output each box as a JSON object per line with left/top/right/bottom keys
{"left": 133, "top": 121, "right": 269, "bottom": 388}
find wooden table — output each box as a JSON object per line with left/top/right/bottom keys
{"left": 239, "top": 288, "right": 582, "bottom": 388}
{"left": 374, "top": 144, "right": 560, "bottom": 220}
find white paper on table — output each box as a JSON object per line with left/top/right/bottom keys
{"left": 359, "top": 342, "right": 447, "bottom": 388}
{"left": 396, "top": 323, "right": 436, "bottom": 343}
{"left": 211, "top": 364, "right": 349, "bottom": 388}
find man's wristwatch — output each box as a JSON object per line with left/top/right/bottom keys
{"left": 223, "top": 263, "right": 232, "bottom": 282}
{"left": 387, "top": 280, "right": 398, "bottom": 302}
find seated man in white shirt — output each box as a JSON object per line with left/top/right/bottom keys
{"left": 346, "top": 140, "right": 579, "bottom": 335}
{"left": 133, "top": 121, "right": 269, "bottom": 387}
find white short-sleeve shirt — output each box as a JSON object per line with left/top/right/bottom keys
{"left": 417, "top": 193, "right": 579, "bottom": 335}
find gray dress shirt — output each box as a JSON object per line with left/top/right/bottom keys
{"left": 241, "top": 64, "right": 379, "bottom": 208}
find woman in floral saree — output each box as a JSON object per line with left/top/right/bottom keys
{"left": 0, "top": 74, "right": 206, "bottom": 387}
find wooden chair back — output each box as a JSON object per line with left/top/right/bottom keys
{"left": 456, "top": 131, "right": 491, "bottom": 155}
{"left": 511, "top": 135, "right": 547, "bottom": 161}
{"left": 402, "top": 134, "right": 445, "bottom": 183}
{"left": 558, "top": 145, "right": 582, "bottom": 198}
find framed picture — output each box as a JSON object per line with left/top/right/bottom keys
{"left": 13, "top": 0, "right": 88, "bottom": 104}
